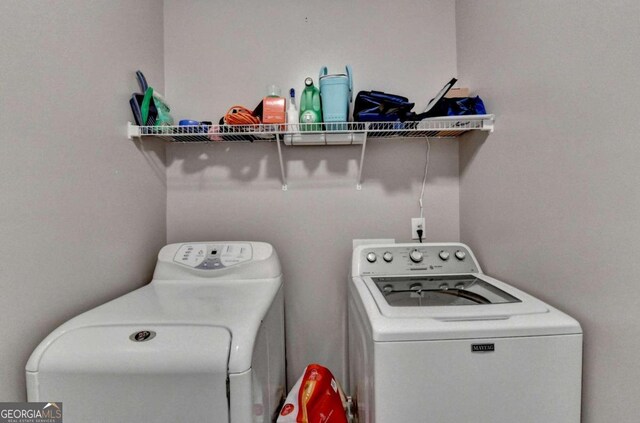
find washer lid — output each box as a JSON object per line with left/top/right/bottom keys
{"left": 373, "top": 275, "right": 520, "bottom": 307}
{"left": 362, "top": 273, "right": 549, "bottom": 320}
{"left": 352, "top": 273, "right": 582, "bottom": 341}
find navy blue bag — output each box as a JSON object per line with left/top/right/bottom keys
{"left": 405, "top": 95, "right": 487, "bottom": 120}
{"left": 353, "top": 91, "right": 415, "bottom": 122}
{"left": 442, "top": 96, "right": 487, "bottom": 116}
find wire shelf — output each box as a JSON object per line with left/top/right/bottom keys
{"left": 127, "top": 115, "right": 494, "bottom": 190}
{"left": 128, "top": 115, "right": 494, "bottom": 144}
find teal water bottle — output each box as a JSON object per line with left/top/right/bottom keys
{"left": 299, "top": 77, "right": 322, "bottom": 131}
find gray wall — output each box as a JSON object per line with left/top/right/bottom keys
{"left": 6, "top": 1, "right": 629, "bottom": 416}
{"left": 0, "top": 1, "right": 166, "bottom": 400}
{"left": 163, "top": 0, "right": 460, "bottom": 386}
{"left": 456, "top": 1, "right": 640, "bottom": 421}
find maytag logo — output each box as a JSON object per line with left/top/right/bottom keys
{"left": 471, "top": 343, "right": 495, "bottom": 352}
{"left": 130, "top": 330, "right": 156, "bottom": 342}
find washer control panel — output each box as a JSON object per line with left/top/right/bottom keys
{"left": 174, "top": 243, "right": 252, "bottom": 270}
{"left": 358, "top": 245, "right": 478, "bottom": 276}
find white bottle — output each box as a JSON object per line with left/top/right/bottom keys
{"left": 287, "top": 88, "right": 298, "bottom": 132}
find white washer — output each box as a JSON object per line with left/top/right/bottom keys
{"left": 349, "top": 242, "right": 582, "bottom": 423}
{"left": 27, "top": 241, "right": 285, "bottom": 423}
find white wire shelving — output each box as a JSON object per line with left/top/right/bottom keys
{"left": 127, "top": 114, "right": 494, "bottom": 190}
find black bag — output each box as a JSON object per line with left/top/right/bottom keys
{"left": 353, "top": 91, "right": 415, "bottom": 122}
{"left": 403, "top": 77, "right": 458, "bottom": 121}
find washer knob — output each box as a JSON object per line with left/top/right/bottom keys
{"left": 409, "top": 249, "right": 423, "bottom": 263}
{"left": 383, "top": 251, "right": 393, "bottom": 262}
{"left": 455, "top": 250, "right": 466, "bottom": 261}
{"left": 439, "top": 250, "right": 450, "bottom": 261}
{"left": 366, "top": 252, "right": 377, "bottom": 263}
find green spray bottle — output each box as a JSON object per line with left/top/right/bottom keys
{"left": 299, "top": 77, "right": 322, "bottom": 131}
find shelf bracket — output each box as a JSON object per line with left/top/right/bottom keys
{"left": 127, "top": 121, "right": 141, "bottom": 140}
{"left": 275, "top": 133, "right": 288, "bottom": 191}
{"left": 483, "top": 116, "right": 495, "bottom": 133}
{"left": 356, "top": 129, "right": 368, "bottom": 190}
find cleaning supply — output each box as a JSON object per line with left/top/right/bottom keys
{"left": 277, "top": 364, "right": 348, "bottom": 423}
{"left": 263, "top": 85, "right": 286, "bottom": 125}
{"left": 319, "top": 65, "right": 352, "bottom": 129}
{"left": 287, "top": 88, "right": 298, "bottom": 132}
{"left": 299, "top": 77, "right": 322, "bottom": 131}
{"left": 136, "top": 70, "right": 173, "bottom": 126}
{"left": 130, "top": 70, "right": 154, "bottom": 125}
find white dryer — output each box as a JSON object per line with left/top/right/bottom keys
{"left": 27, "top": 242, "right": 285, "bottom": 423}
{"left": 348, "top": 242, "right": 582, "bottom": 423}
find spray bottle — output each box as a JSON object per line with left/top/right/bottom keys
{"left": 287, "top": 88, "right": 298, "bottom": 132}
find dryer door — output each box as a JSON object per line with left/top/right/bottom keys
{"left": 28, "top": 325, "right": 231, "bottom": 423}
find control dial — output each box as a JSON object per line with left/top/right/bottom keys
{"left": 366, "top": 252, "right": 377, "bottom": 263}
{"left": 439, "top": 250, "right": 450, "bottom": 261}
{"left": 409, "top": 249, "right": 423, "bottom": 263}
{"left": 383, "top": 251, "right": 393, "bottom": 262}
{"left": 455, "top": 250, "right": 466, "bottom": 261}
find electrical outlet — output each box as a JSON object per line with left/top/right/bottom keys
{"left": 411, "top": 217, "right": 425, "bottom": 240}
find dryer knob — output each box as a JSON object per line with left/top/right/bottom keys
{"left": 366, "top": 252, "right": 377, "bottom": 263}
{"left": 383, "top": 252, "right": 393, "bottom": 262}
{"left": 455, "top": 250, "right": 466, "bottom": 261}
{"left": 409, "top": 249, "right": 423, "bottom": 263}
{"left": 439, "top": 250, "right": 450, "bottom": 261}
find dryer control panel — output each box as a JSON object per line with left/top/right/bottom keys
{"left": 356, "top": 244, "right": 479, "bottom": 276}
{"left": 174, "top": 243, "right": 252, "bottom": 270}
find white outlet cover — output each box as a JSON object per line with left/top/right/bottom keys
{"left": 411, "top": 218, "right": 426, "bottom": 240}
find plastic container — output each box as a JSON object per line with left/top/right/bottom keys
{"left": 299, "top": 77, "right": 322, "bottom": 131}
{"left": 263, "top": 85, "right": 286, "bottom": 125}
{"left": 319, "top": 65, "right": 352, "bottom": 130}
